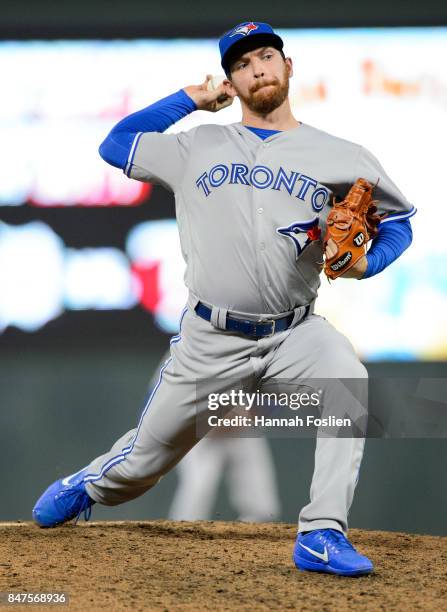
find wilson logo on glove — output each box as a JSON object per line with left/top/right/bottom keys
{"left": 330, "top": 251, "right": 352, "bottom": 271}
{"left": 353, "top": 232, "right": 365, "bottom": 247}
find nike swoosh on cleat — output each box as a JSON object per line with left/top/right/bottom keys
{"left": 299, "top": 542, "right": 329, "bottom": 563}
{"left": 61, "top": 469, "right": 84, "bottom": 486}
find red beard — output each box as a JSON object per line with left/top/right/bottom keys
{"left": 238, "top": 64, "right": 290, "bottom": 115}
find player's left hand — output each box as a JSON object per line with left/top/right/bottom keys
{"left": 324, "top": 238, "right": 367, "bottom": 279}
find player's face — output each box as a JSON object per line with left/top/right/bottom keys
{"left": 227, "top": 47, "right": 292, "bottom": 115}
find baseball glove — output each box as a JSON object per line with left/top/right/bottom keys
{"left": 323, "top": 178, "right": 382, "bottom": 280}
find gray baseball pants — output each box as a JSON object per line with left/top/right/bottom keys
{"left": 84, "top": 300, "right": 367, "bottom": 534}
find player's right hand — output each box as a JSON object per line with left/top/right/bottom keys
{"left": 183, "top": 75, "right": 235, "bottom": 113}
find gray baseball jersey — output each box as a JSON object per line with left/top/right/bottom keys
{"left": 128, "top": 122, "right": 415, "bottom": 313}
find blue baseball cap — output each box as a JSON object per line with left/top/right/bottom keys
{"left": 219, "top": 21, "right": 284, "bottom": 75}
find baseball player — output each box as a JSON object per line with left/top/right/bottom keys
{"left": 33, "top": 22, "right": 416, "bottom": 577}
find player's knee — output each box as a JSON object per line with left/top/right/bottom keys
{"left": 317, "top": 356, "right": 368, "bottom": 379}
{"left": 350, "top": 360, "right": 368, "bottom": 380}
{"left": 328, "top": 334, "right": 368, "bottom": 379}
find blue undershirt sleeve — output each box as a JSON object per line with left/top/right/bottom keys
{"left": 363, "top": 219, "right": 413, "bottom": 278}
{"left": 98, "top": 89, "right": 197, "bottom": 170}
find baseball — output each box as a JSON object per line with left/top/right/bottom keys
{"left": 206, "top": 74, "right": 232, "bottom": 108}
{"left": 206, "top": 74, "right": 227, "bottom": 91}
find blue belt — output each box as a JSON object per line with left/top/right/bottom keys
{"left": 195, "top": 302, "right": 309, "bottom": 339}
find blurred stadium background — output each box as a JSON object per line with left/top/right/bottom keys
{"left": 1, "top": 1, "right": 446, "bottom": 534}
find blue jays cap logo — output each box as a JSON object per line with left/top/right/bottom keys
{"left": 229, "top": 22, "right": 259, "bottom": 37}
{"left": 219, "top": 21, "right": 284, "bottom": 73}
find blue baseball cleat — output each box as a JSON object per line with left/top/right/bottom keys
{"left": 32, "top": 468, "right": 95, "bottom": 528}
{"left": 293, "top": 528, "right": 373, "bottom": 576}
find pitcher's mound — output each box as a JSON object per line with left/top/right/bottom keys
{"left": 0, "top": 521, "right": 445, "bottom": 610}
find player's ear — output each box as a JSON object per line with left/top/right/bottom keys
{"left": 223, "top": 77, "right": 237, "bottom": 97}
{"left": 285, "top": 57, "right": 293, "bottom": 78}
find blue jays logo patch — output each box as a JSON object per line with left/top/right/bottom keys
{"left": 230, "top": 22, "right": 259, "bottom": 37}
{"left": 277, "top": 218, "right": 321, "bottom": 259}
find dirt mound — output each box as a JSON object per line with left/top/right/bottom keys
{"left": 0, "top": 521, "right": 445, "bottom": 610}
